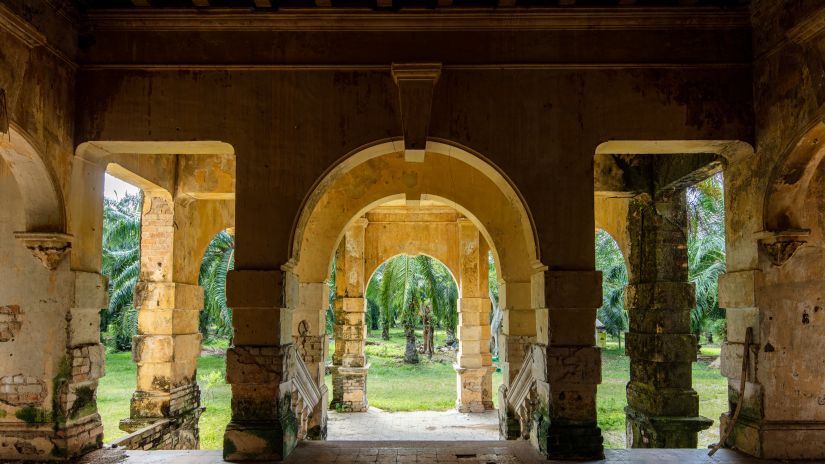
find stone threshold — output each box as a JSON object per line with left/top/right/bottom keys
{"left": 75, "top": 442, "right": 789, "bottom": 463}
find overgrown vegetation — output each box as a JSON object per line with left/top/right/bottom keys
{"left": 595, "top": 174, "right": 727, "bottom": 345}
{"left": 99, "top": 193, "right": 235, "bottom": 351}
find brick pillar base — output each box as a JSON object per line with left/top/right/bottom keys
{"left": 223, "top": 345, "right": 297, "bottom": 462}
{"left": 330, "top": 365, "right": 369, "bottom": 412}
{"left": 454, "top": 366, "right": 492, "bottom": 413}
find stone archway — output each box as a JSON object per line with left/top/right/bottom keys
{"left": 725, "top": 122, "right": 825, "bottom": 459}
{"left": 70, "top": 140, "right": 235, "bottom": 452}
{"left": 285, "top": 138, "right": 542, "bottom": 439}
{"left": 0, "top": 124, "right": 71, "bottom": 269}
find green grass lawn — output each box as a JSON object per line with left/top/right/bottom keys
{"left": 325, "top": 328, "right": 502, "bottom": 412}
{"left": 97, "top": 335, "right": 726, "bottom": 450}
{"left": 97, "top": 350, "right": 230, "bottom": 450}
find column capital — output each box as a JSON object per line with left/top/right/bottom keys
{"left": 350, "top": 217, "right": 368, "bottom": 228}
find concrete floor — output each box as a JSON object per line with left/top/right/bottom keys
{"left": 78, "top": 442, "right": 789, "bottom": 463}
{"left": 327, "top": 408, "right": 500, "bottom": 441}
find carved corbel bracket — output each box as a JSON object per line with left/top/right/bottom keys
{"left": 14, "top": 232, "right": 73, "bottom": 270}
{"left": 755, "top": 229, "right": 810, "bottom": 267}
{"left": 391, "top": 63, "right": 441, "bottom": 162}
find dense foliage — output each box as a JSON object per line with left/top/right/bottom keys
{"left": 198, "top": 230, "right": 235, "bottom": 340}
{"left": 100, "top": 193, "right": 142, "bottom": 351}
{"left": 595, "top": 174, "right": 727, "bottom": 344}
{"left": 100, "top": 193, "right": 235, "bottom": 351}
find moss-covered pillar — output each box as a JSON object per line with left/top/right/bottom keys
{"left": 330, "top": 218, "right": 369, "bottom": 412}
{"left": 121, "top": 192, "right": 203, "bottom": 449}
{"left": 291, "top": 279, "right": 328, "bottom": 439}
{"left": 530, "top": 267, "right": 604, "bottom": 459}
{"left": 455, "top": 219, "right": 493, "bottom": 412}
{"left": 223, "top": 268, "right": 296, "bottom": 461}
{"left": 624, "top": 194, "right": 711, "bottom": 448}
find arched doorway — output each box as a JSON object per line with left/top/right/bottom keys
{"left": 285, "top": 139, "right": 541, "bottom": 445}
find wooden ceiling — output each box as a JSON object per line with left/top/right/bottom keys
{"left": 79, "top": 0, "right": 748, "bottom": 10}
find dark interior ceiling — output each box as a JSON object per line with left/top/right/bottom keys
{"left": 77, "top": 0, "right": 749, "bottom": 11}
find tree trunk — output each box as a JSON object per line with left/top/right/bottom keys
{"left": 404, "top": 325, "right": 419, "bottom": 364}
{"left": 381, "top": 323, "right": 390, "bottom": 341}
{"left": 421, "top": 306, "right": 433, "bottom": 359}
{"left": 445, "top": 326, "right": 456, "bottom": 346}
{"left": 427, "top": 325, "right": 434, "bottom": 359}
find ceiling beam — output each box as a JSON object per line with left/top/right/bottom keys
{"left": 254, "top": 0, "right": 273, "bottom": 7}
{"left": 497, "top": 0, "right": 516, "bottom": 6}
{"left": 191, "top": 0, "right": 210, "bottom": 6}
{"left": 314, "top": 0, "right": 331, "bottom": 6}
{"left": 437, "top": 0, "right": 453, "bottom": 6}
{"left": 131, "top": 0, "right": 151, "bottom": 6}
{"left": 559, "top": 0, "right": 576, "bottom": 5}
{"left": 376, "top": 0, "right": 393, "bottom": 6}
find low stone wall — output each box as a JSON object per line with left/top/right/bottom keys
{"left": 111, "top": 407, "right": 203, "bottom": 451}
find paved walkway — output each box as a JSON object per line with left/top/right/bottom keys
{"left": 78, "top": 444, "right": 787, "bottom": 463}
{"left": 327, "top": 408, "right": 500, "bottom": 441}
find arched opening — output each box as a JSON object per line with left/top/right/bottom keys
{"left": 594, "top": 141, "right": 735, "bottom": 450}
{"left": 284, "top": 139, "right": 540, "bottom": 445}
{"left": 72, "top": 141, "right": 236, "bottom": 452}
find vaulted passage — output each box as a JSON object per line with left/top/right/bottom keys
{"left": 1, "top": 1, "right": 824, "bottom": 462}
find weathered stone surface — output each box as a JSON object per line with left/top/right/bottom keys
{"left": 624, "top": 333, "right": 698, "bottom": 363}
{"left": 543, "top": 271, "right": 602, "bottom": 309}
{"left": 0, "top": 305, "right": 22, "bottom": 342}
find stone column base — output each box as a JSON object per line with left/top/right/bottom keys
{"left": 330, "top": 365, "right": 369, "bottom": 412}
{"left": 721, "top": 414, "right": 825, "bottom": 460}
{"left": 224, "top": 419, "right": 295, "bottom": 462}
{"left": 530, "top": 412, "right": 604, "bottom": 460}
{"left": 626, "top": 406, "right": 712, "bottom": 448}
{"left": 0, "top": 414, "right": 103, "bottom": 460}
{"left": 454, "top": 365, "right": 492, "bottom": 413}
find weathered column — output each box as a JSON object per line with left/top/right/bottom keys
{"left": 531, "top": 268, "right": 604, "bottom": 459}
{"left": 455, "top": 219, "right": 493, "bottom": 412}
{"left": 330, "top": 218, "right": 369, "bottom": 412}
{"left": 624, "top": 194, "right": 711, "bottom": 448}
{"left": 0, "top": 160, "right": 107, "bottom": 459}
{"left": 291, "top": 279, "right": 329, "bottom": 439}
{"left": 120, "top": 192, "right": 204, "bottom": 449}
{"left": 223, "top": 268, "right": 297, "bottom": 461}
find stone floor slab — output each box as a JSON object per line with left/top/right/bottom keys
{"left": 76, "top": 442, "right": 791, "bottom": 464}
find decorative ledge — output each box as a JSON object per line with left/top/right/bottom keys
{"left": 13, "top": 232, "right": 73, "bottom": 270}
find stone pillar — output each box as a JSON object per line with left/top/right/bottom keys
{"left": 292, "top": 280, "right": 328, "bottom": 439}
{"left": 624, "top": 194, "right": 711, "bottom": 448}
{"left": 121, "top": 193, "right": 203, "bottom": 449}
{"left": 330, "top": 218, "right": 369, "bottom": 412}
{"left": 0, "top": 161, "right": 108, "bottom": 459}
{"left": 455, "top": 219, "right": 493, "bottom": 412}
{"left": 531, "top": 269, "right": 604, "bottom": 459}
{"left": 223, "top": 269, "right": 296, "bottom": 461}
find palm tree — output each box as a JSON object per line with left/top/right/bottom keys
{"left": 198, "top": 230, "right": 235, "bottom": 341}
{"left": 687, "top": 174, "right": 726, "bottom": 343}
{"left": 101, "top": 193, "right": 142, "bottom": 351}
{"left": 376, "top": 255, "right": 458, "bottom": 363}
{"left": 595, "top": 229, "right": 629, "bottom": 346}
